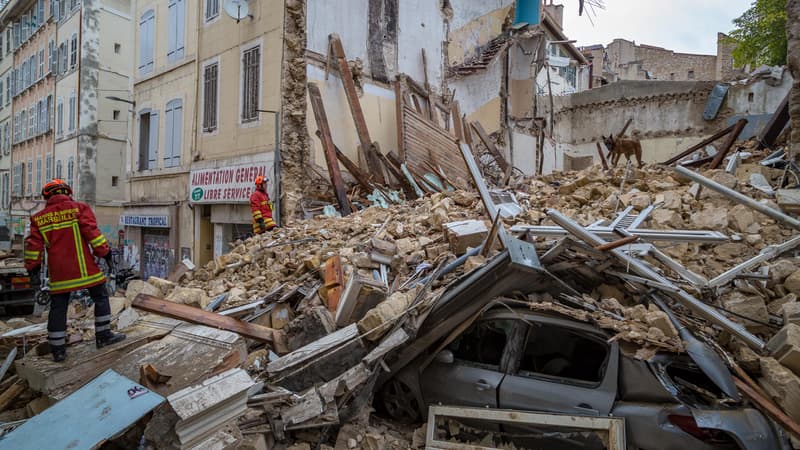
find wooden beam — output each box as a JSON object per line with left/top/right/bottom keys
{"left": 470, "top": 121, "right": 511, "bottom": 174}
{"left": 757, "top": 92, "right": 789, "bottom": 149}
{"left": 616, "top": 118, "right": 633, "bottom": 138}
{"left": 661, "top": 123, "right": 736, "bottom": 165}
{"left": 132, "top": 294, "right": 275, "bottom": 342}
{"left": 329, "top": 34, "right": 385, "bottom": 183}
{"left": 308, "top": 82, "right": 353, "bottom": 216}
{"left": 0, "top": 381, "right": 25, "bottom": 412}
{"left": 314, "top": 129, "right": 373, "bottom": 192}
{"left": 596, "top": 142, "right": 609, "bottom": 170}
{"left": 709, "top": 118, "right": 747, "bottom": 169}
{"left": 451, "top": 101, "right": 464, "bottom": 141}
{"left": 375, "top": 148, "right": 419, "bottom": 198}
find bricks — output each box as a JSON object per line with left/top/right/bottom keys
{"left": 767, "top": 323, "right": 800, "bottom": 377}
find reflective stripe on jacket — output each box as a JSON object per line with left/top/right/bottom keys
{"left": 24, "top": 194, "right": 110, "bottom": 294}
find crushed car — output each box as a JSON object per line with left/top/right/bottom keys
{"left": 378, "top": 306, "right": 790, "bottom": 450}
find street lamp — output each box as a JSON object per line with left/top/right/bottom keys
{"left": 257, "top": 109, "right": 282, "bottom": 226}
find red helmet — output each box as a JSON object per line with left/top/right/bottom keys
{"left": 255, "top": 175, "right": 267, "bottom": 186}
{"left": 42, "top": 179, "right": 73, "bottom": 199}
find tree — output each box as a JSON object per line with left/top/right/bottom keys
{"left": 727, "top": 0, "right": 787, "bottom": 67}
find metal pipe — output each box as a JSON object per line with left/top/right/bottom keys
{"left": 674, "top": 165, "right": 800, "bottom": 231}
{"left": 545, "top": 208, "right": 766, "bottom": 352}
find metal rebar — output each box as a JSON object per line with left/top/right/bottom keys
{"left": 674, "top": 165, "right": 800, "bottom": 231}
{"left": 544, "top": 208, "right": 766, "bottom": 352}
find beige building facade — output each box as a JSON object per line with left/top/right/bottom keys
{"left": 126, "top": 0, "right": 197, "bottom": 278}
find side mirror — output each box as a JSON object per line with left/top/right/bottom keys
{"left": 435, "top": 350, "right": 454, "bottom": 364}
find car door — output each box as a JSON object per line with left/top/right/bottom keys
{"left": 421, "top": 317, "right": 520, "bottom": 410}
{"left": 498, "top": 315, "right": 619, "bottom": 416}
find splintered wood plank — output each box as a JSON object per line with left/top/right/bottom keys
{"left": 470, "top": 121, "right": 510, "bottom": 173}
{"left": 132, "top": 294, "right": 274, "bottom": 342}
{"left": 325, "top": 256, "right": 344, "bottom": 312}
{"left": 308, "top": 82, "right": 353, "bottom": 216}
{"left": 329, "top": 34, "right": 385, "bottom": 183}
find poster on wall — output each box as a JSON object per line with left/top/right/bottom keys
{"left": 189, "top": 155, "right": 274, "bottom": 204}
{"left": 142, "top": 229, "right": 172, "bottom": 280}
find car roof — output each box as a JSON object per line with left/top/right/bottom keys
{"left": 479, "top": 305, "right": 610, "bottom": 337}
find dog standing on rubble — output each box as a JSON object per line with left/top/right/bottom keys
{"left": 603, "top": 135, "right": 644, "bottom": 168}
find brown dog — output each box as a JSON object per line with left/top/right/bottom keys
{"left": 603, "top": 135, "right": 643, "bottom": 168}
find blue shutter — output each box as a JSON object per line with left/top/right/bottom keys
{"left": 167, "top": 0, "right": 177, "bottom": 61}
{"left": 176, "top": 0, "right": 185, "bottom": 59}
{"left": 172, "top": 101, "right": 182, "bottom": 166}
{"left": 164, "top": 104, "right": 174, "bottom": 167}
{"left": 148, "top": 111, "right": 158, "bottom": 168}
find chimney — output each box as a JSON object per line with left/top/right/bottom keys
{"left": 543, "top": 3, "right": 564, "bottom": 29}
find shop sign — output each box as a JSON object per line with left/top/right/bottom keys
{"left": 189, "top": 161, "right": 271, "bottom": 204}
{"left": 119, "top": 215, "right": 170, "bottom": 228}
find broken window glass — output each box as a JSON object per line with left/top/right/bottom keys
{"left": 449, "top": 319, "right": 515, "bottom": 368}
{"left": 518, "top": 324, "right": 608, "bottom": 383}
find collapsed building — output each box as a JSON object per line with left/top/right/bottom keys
{"left": 0, "top": 0, "right": 797, "bottom": 449}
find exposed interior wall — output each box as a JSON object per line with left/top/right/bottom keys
{"left": 305, "top": 65, "right": 397, "bottom": 171}
{"left": 447, "top": 3, "right": 512, "bottom": 66}
{"left": 396, "top": 0, "right": 446, "bottom": 91}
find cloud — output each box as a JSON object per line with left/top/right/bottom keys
{"left": 561, "top": 0, "right": 752, "bottom": 54}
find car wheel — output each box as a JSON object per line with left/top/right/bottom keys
{"left": 379, "top": 378, "right": 421, "bottom": 423}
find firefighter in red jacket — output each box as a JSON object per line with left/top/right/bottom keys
{"left": 24, "top": 179, "right": 126, "bottom": 362}
{"left": 249, "top": 175, "right": 277, "bottom": 234}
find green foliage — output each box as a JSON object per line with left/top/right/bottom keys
{"left": 727, "top": 0, "right": 787, "bottom": 67}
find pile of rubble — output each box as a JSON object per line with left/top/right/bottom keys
{"left": 0, "top": 149, "right": 799, "bottom": 448}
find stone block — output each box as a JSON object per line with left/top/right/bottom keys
{"left": 784, "top": 270, "right": 800, "bottom": 293}
{"left": 768, "top": 294, "right": 796, "bottom": 316}
{"left": 166, "top": 287, "right": 211, "bottom": 309}
{"left": 766, "top": 324, "right": 800, "bottom": 377}
{"left": 444, "top": 220, "right": 488, "bottom": 255}
{"left": 645, "top": 311, "right": 678, "bottom": 339}
{"left": 727, "top": 204, "right": 758, "bottom": 233}
{"left": 358, "top": 290, "right": 415, "bottom": 341}
{"left": 147, "top": 277, "right": 176, "bottom": 297}
{"left": 690, "top": 205, "right": 728, "bottom": 231}
{"left": 124, "top": 279, "right": 161, "bottom": 303}
{"left": 769, "top": 260, "right": 798, "bottom": 287}
{"left": 759, "top": 357, "right": 800, "bottom": 423}
{"left": 722, "top": 292, "right": 768, "bottom": 329}
{"left": 784, "top": 302, "right": 800, "bottom": 327}
{"left": 335, "top": 275, "right": 387, "bottom": 327}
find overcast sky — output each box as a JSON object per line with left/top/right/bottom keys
{"left": 561, "top": 0, "right": 753, "bottom": 55}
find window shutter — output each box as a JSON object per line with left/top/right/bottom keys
{"left": 164, "top": 104, "right": 174, "bottom": 166}
{"left": 148, "top": 111, "right": 158, "bottom": 167}
{"left": 176, "top": 0, "right": 185, "bottom": 59}
{"left": 170, "top": 100, "right": 182, "bottom": 166}
{"left": 167, "top": 0, "right": 177, "bottom": 60}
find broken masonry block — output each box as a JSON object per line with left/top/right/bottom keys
{"left": 444, "top": 219, "right": 488, "bottom": 255}
{"left": 767, "top": 323, "right": 800, "bottom": 377}
{"left": 335, "top": 274, "right": 387, "bottom": 327}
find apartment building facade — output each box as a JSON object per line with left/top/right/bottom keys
{"left": 3, "top": 0, "right": 131, "bottom": 242}
{"left": 126, "top": 0, "right": 283, "bottom": 276}
{"left": 0, "top": 8, "right": 13, "bottom": 216}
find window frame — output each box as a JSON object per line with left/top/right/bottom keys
{"left": 202, "top": 59, "right": 219, "bottom": 133}
{"left": 164, "top": 98, "right": 182, "bottom": 168}
{"left": 240, "top": 43, "right": 261, "bottom": 124}
{"left": 69, "top": 33, "right": 77, "bottom": 68}
{"left": 205, "top": 0, "right": 220, "bottom": 23}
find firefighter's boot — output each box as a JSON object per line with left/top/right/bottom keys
{"left": 51, "top": 345, "right": 67, "bottom": 362}
{"left": 96, "top": 330, "right": 126, "bottom": 349}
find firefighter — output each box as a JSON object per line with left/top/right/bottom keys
{"left": 249, "top": 175, "right": 277, "bottom": 234}
{"left": 24, "top": 179, "right": 126, "bottom": 362}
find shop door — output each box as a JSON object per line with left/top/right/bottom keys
{"left": 142, "top": 228, "right": 172, "bottom": 280}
